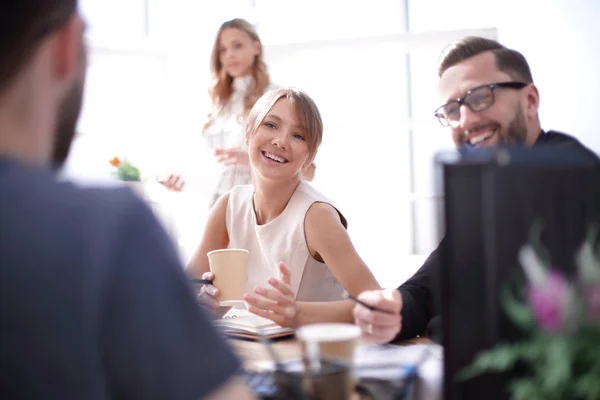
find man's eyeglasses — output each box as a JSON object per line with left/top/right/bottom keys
{"left": 434, "top": 82, "right": 528, "bottom": 127}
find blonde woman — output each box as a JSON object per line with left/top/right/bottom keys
{"left": 161, "top": 19, "right": 314, "bottom": 204}
{"left": 188, "top": 88, "right": 380, "bottom": 328}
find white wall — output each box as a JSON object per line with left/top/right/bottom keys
{"left": 69, "top": 0, "right": 600, "bottom": 288}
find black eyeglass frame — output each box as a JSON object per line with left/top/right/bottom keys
{"left": 434, "top": 81, "right": 528, "bottom": 127}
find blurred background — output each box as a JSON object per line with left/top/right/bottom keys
{"left": 63, "top": 0, "right": 600, "bottom": 288}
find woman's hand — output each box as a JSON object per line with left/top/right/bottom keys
{"left": 214, "top": 147, "right": 249, "bottom": 166}
{"left": 245, "top": 262, "right": 299, "bottom": 328}
{"left": 157, "top": 174, "right": 185, "bottom": 192}
{"left": 195, "top": 272, "right": 228, "bottom": 319}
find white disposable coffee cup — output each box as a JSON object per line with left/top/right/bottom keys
{"left": 207, "top": 248, "right": 249, "bottom": 306}
{"left": 296, "top": 323, "right": 361, "bottom": 363}
{"left": 296, "top": 323, "right": 360, "bottom": 397}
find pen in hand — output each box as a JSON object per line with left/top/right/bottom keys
{"left": 343, "top": 291, "right": 395, "bottom": 314}
{"left": 191, "top": 278, "right": 213, "bottom": 285}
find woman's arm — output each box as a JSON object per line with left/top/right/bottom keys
{"left": 244, "top": 202, "right": 381, "bottom": 327}
{"left": 245, "top": 262, "right": 355, "bottom": 327}
{"left": 296, "top": 202, "right": 381, "bottom": 324}
{"left": 186, "top": 193, "right": 230, "bottom": 279}
{"left": 305, "top": 202, "right": 380, "bottom": 294}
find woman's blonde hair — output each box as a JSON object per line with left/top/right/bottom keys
{"left": 246, "top": 87, "right": 323, "bottom": 163}
{"left": 203, "top": 18, "right": 270, "bottom": 133}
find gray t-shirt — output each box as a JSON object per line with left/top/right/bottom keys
{"left": 0, "top": 158, "right": 240, "bottom": 399}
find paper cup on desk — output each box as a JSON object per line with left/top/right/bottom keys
{"left": 296, "top": 323, "right": 361, "bottom": 363}
{"left": 207, "top": 249, "right": 248, "bottom": 307}
{"left": 296, "top": 323, "right": 360, "bottom": 399}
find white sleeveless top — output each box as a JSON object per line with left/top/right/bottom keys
{"left": 226, "top": 181, "right": 347, "bottom": 302}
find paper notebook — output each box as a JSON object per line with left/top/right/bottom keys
{"left": 214, "top": 309, "right": 295, "bottom": 339}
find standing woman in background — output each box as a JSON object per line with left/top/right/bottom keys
{"left": 160, "top": 18, "right": 314, "bottom": 205}
{"left": 160, "top": 18, "right": 271, "bottom": 204}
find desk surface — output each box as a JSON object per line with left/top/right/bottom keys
{"left": 230, "top": 336, "right": 432, "bottom": 370}
{"left": 230, "top": 336, "right": 439, "bottom": 400}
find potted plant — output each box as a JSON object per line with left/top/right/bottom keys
{"left": 109, "top": 157, "right": 144, "bottom": 197}
{"left": 459, "top": 225, "right": 600, "bottom": 400}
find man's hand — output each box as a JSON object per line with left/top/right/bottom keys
{"left": 353, "top": 289, "right": 402, "bottom": 344}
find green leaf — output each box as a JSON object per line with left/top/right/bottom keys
{"left": 456, "top": 343, "right": 526, "bottom": 381}
{"left": 574, "top": 372, "right": 600, "bottom": 400}
{"left": 575, "top": 228, "right": 600, "bottom": 284}
{"left": 116, "top": 161, "right": 141, "bottom": 181}
{"left": 528, "top": 219, "right": 552, "bottom": 266}
{"left": 534, "top": 337, "right": 572, "bottom": 393}
{"left": 519, "top": 336, "right": 549, "bottom": 362}
{"left": 509, "top": 378, "right": 543, "bottom": 400}
{"left": 586, "top": 226, "right": 599, "bottom": 250}
{"left": 502, "top": 286, "right": 536, "bottom": 332}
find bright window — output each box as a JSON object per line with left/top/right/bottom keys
{"left": 68, "top": 0, "right": 496, "bottom": 286}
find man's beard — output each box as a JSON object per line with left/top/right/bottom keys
{"left": 499, "top": 106, "right": 528, "bottom": 146}
{"left": 51, "top": 68, "right": 85, "bottom": 170}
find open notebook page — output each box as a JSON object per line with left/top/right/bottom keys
{"left": 215, "top": 308, "right": 295, "bottom": 336}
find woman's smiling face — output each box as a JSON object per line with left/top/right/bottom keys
{"left": 247, "top": 97, "right": 311, "bottom": 181}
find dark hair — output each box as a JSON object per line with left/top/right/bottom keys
{"left": 438, "top": 36, "right": 533, "bottom": 83}
{"left": 0, "top": 1, "right": 77, "bottom": 91}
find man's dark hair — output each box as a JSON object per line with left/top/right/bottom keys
{"left": 438, "top": 36, "right": 534, "bottom": 83}
{"left": 0, "top": 1, "right": 77, "bottom": 91}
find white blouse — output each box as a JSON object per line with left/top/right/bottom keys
{"left": 226, "top": 181, "right": 346, "bottom": 302}
{"left": 203, "top": 77, "right": 275, "bottom": 206}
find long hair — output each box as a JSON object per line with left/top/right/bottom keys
{"left": 203, "top": 18, "right": 270, "bottom": 134}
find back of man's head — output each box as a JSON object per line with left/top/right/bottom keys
{"left": 0, "top": 1, "right": 77, "bottom": 92}
{"left": 0, "top": 0, "right": 85, "bottom": 169}
{"left": 437, "top": 36, "right": 534, "bottom": 84}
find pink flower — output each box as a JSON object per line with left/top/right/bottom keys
{"left": 586, "top": 282, "right": 600, "bottom": 322}
{"left": 527, "top": 272, "right": 572, "bottom": 333}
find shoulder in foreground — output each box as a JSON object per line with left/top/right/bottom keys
{"left": 541, "top": 130, "right": 600, "bottom": 163}
{"left": 56, "top": 184, "right": 158, "bottom": 237}
{"left": 8, "top": 168, "right": 144, "bottom": 218}
{"left": 2, "top": 172, "right": 158, "bottom": 257}
{"left": 65, "top": 182, "right": 146, "bottom": 213}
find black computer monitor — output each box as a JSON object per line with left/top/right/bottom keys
{"left": 436, "top": 146, "right": 600, "bottom": 400}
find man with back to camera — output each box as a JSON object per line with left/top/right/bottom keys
{"left": 0, "top": 1, "right": 256, "bottom": 399}
{"left": 352, "top": 36, "right": 600, "bottom": 344}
